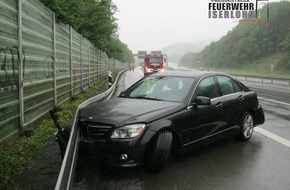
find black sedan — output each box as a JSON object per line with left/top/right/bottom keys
{"left": 79, "top": 70, "right": 265, "bottom": 172}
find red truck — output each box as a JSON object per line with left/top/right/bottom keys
{"left": 142, "top": 53, "right": 166, "bottom": 76}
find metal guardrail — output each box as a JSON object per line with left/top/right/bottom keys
{"left": 54, "top": 68, "right": 127, "bottom": 190}
{"left": 232, "top": 74, "right": 290, "bottom": 86}
{"left": 172, "top": 69, "right": 290, "bottom": 86}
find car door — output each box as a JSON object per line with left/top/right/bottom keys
{"left": 183, "top": 76, "right": 225, "bottom": 145}
{"left": 215, "top": 75, "right": 246, "bottom": 129}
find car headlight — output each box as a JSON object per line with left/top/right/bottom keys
{"left": 111, "top": 124, "right": 146, "bottom": 139}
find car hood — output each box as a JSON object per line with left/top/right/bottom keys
{"left": 79, "top": 97, "right": 184, "bottom": 127}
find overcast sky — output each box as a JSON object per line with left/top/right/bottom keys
{"left": 113, "top": 0, "right": 281, "bottom": 53}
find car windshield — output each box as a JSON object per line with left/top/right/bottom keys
{"left": 120, "top": 76, "right": 195, "bottom": 102}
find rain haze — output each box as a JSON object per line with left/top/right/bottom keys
{"left": 113, "top": 0, "right": 281, "bottom": 53}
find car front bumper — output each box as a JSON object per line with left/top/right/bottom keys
{"left": 79, "top": 128, "right": 156, "bottom": 167}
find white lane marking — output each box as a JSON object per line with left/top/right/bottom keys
{"left": 255, "top": 127, "right": 290, "bottom": 148}
{"left": 258, "top": 97, "right": 290, "bottom": 107}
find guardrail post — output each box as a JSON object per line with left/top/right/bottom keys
{"left": 100, "top": 51, "right": 102, "bottom": 77}
{"left": 80, "top": 36, "right": 83, "bottom": 90}
{"left": 18, "top": 0, "right": 24, "bottom": 129}
{"left": 53, "top": 13, "right": 57, "bottom": 106}
{"left": 88, "top": 43, "right": 91, "bottom": 86}
{"left": 70, "top": 27, "right": 73, "bottom": 96}
{"left": 97, "top": 49, "right": 99, "bottom": 79}
{"left": 102, "top": 51, "right": 103, "bottom": 77}
{"left": 93, "top": 46, "right": 96, "bottom": 84}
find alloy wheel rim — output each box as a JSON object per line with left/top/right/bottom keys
{"left": 243, "top": 114, "right": 254, "bottom": 138}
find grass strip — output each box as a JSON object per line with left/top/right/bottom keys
{"left": 0, "top": 76, "right": 107, "bottom": 190}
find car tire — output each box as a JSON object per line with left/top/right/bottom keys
{"left": 235, "top": 112, "right": 254, "bottom": 141}
{"left": 145, "top": 130, "right": 173, "bottom": 173}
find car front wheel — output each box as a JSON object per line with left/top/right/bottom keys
{"left": 145, "top": 130, "right": 173, "bottom": 173}
{"left": 236, "top": 112, "right": 254, "bottom": 141}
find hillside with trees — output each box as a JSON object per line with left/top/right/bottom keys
{"left": 161, "top": 42, "right": 208, "bottom": 63}
{"left": 180, "top": 1, "right": 290, "bottom": 74}
{"left": 39, "top": 0, "right": 134, "bottom": 63}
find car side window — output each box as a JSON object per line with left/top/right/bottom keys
{"left": 195, "top": 77, "right": 219, "bottom": 99}
{"left": 216, "top": 76, "right": 242, "bottom": 95}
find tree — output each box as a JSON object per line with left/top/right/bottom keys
{"left": 193, "top": 1, "right": 290, "bottom": 70}
{"left": 39, "top": 0, "right": 134, "bottom": 62}
{"left": 179, "top": 52, "right": 198, "bottom": 67}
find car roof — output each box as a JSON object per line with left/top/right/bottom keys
{"left": 151, "top": 69, "right": 227, "bottom": 79}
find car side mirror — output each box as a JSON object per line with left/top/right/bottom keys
{"left": 194, "top": 96, "right": 211, "bottom": 106}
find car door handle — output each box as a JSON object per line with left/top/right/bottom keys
{"left": 215, "top": 102, "right": 223, "bottom": 108}
{"left": 238, "top": 95, "right": 244, "bottom": 101}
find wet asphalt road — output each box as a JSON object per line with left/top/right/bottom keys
{"left": 73, "top": 68, "right": 290, "bottom": 190}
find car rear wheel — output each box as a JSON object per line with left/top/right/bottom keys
{"left": 236, "top": 112, "right": 254, "bottom": 141}
{"left": 145, "top": 130, "right": 173, "bottom": 173}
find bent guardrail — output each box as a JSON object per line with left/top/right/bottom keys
{"left": 54, "top": 68, "right": 127, "bottom": 190}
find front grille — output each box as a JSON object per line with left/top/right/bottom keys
{"left": 81, "top": 122, "right": 112, "bottom": 138}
